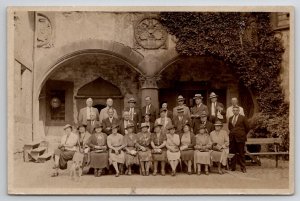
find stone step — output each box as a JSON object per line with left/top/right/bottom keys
{"left": 28, "top": 147, "right": 46, "bottom": 161}
{"left": 37, "top": 153, "right": 52, "bottom": 163}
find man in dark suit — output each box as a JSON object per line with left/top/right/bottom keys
{"left": 190, "top": 94, "right": 209, "bottom": 133}
{"left": 119, "top": 111, "right": 136, "bottom": 135}
{"left": 208, "top": 92, "right": 225, "bottom": 123}
{"left": 86, "top": 112, "right": 99, "bottom": 134}
{"left": 198, "top": 111, "right": 214, "bottom": 134}
{"left": 141, "top": 96, "right": 158, "bottom": 123}
{"left": 161, "top": 102, "right": 173, "bottom": 120}
{"left": 228, "top": 106, "right": 250, "bottom": 173}
{"left": 124, "top": 97, "right": 141, "bottom": 127}
{"left": 102, "top": 108, "right": 119, "bottom": 135}
{"left": 173, "top": 107, "right": 191, "bottom": 134}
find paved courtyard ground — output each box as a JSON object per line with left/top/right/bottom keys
{"left": 10, "top": 154, "right": 290, "bottom": 194}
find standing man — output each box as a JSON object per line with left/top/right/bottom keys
{"left": 119, "top": 111, "right": 136, "bottom": 135}
{"left": 208, "top": 92, "right": 225, "bottom": 123}
{"left": 141, "top": 96, "right": 158, "bottom": 124}
{"left": 228, "top": 106, "right": 250, "bottom": 173}
{"left": 78, "top": 98, "right": 99, "bottom": 125}
{"left": 99, "top": 98, "right": 118, "bottom": 123}
{"left": 173, "top": 107, "right": 191, "bottom": 134}
{"left": 226, "top": 97, "right": 245, "bottom": 121}
{"left": 199, "top": 111, "right": 214, "bottom": 134}
{"left": 172, "top": 95, "right": 191, "bottom": 119}
{"left": 86, "top": 112, "right": 98, "bottom": 134}
{"left": 124, "top": 97, "right": 141, "bottom": 127}
{"left": 161, "top": 102, "right": 173, "bottom": 119}
{"left": 190, "top": 94, "right": 209, "bottom": 133}
{"left": 102, "top": 108, "right": 119, "bottom": 135}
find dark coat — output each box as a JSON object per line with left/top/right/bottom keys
{"left": 86, "top": 120, "right": 99, "bottom": 134}
{"left": 208, "top": 102, "right": 225, "bottom": 122}
{"left": 102, "top": 117, "right": 119, "bottom": 135}
{"left": 173, "top": 115, "right": 191, "bottom": 135}
{"left": 124, "top": 107, "right": 141, "bottom": 125}
{"left": 228, "top": 115, "right": 250, "bottom": 142}
{"left": 141, "top": 104, "right": 158, "bottom": 123}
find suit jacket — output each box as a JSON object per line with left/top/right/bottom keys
{"left": 201, "top": 121, "right": 215, "bottom": 134}
{"left": 154, "top": 117, "right": 172, "bottom": 134}
{"left": 99, "top": 107, "right": 118, "bottom": 123}
{"left": 86, "top": 120, "right": 99, "bottom": 134}
{"left": 102, "top": 117, "right": 119, "bottom": 135}
{"left": 141, "top": 104, "right": 158, "bottom": 123}
{"left": 190, "top": 104, "right": 209, "bottom": 133}
{"left": 78, "top": 107, "right": 99, "bottom": 125}
{"left": 228, "top": 115, "right": 250, "bottom": 142}
{"left": 173, "top": 105, "right": 191, "bottom": 119}
{"left": 173, "top": 115, "right": 191, "bottom": 134}
{"left": 139, "top": 121, "right": 154, "bottom": 133}
{"left": 209, "top": 102, "right": 225, "bottom": 122}
{"left": 118, "top": 119, "right": 136, "bottom": 135}
{"left": 165, "top": 110, "right": 173, "bottom": 120}
{"left": 124, "top": 107, "right": 141, "bottom": 125}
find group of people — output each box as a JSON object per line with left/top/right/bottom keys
{"left": 51, "top": 92, "right": 250, "bottom": 178}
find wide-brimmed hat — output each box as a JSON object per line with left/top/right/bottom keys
{"left": 140, "top": 123, "right": 150, "bottom": 129}
{"left": 193, "top": 94, "right": 203, "bottom": 99}
{"left": 128, "top": 97, "right": 136, "bottom": 103}
{"left": 177, "top": 95, "right": 185, "bottom": 101}
{"left": 154, "top": 122, "right": 163, "bottom": 128}
{"left": 112, "top": 124, "right": 119, "bottom": 129}
{"left": 63, "top": 124, "right": 72, "bottom": 130}
{"left": 184, "top": 122, "right": 191, "bottom": 127}
{"left": 94, "top": 123, "right": 103, "bottom": 129}
{"left": 125, "top": 123, "right": 135, "bottom": 130}
{"left": 177, "top": 106, "right": 185, "bottom": 113}
{"left": 214, "top": 120, "right": 223, "bottom": 126}
{"left": 200, "top": 111, "right": 208, "bottom": 117}
{"left": 209, "top": 92, "right": 218, "bottom": 99}
{"left": 160, "top": 108, "right": 167, "bottom": 113}
{"left": 167, "top": 124, "right": 175, "bottom": 130}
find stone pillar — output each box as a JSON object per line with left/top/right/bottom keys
{"left": 139, "top": 75, "right": 160, "bottom": 109}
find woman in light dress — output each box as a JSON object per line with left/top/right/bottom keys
{"left": 166, "top": 124, "right": 181, "bottom": 176}
{"left": 107, "top": 124, "right": 126, "bottom": 177}
{"left": 194, "top": 126, "right": 212, "bottom": 175}
{"left": 180, "top": 124, "right": 196, "bottom": 175}
{"left": 210, "top": 121, "right": 229, "bottom": 174}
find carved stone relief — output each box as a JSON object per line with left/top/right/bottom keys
{"left": 36, "top": 13, "right": 53, "bottom": 48}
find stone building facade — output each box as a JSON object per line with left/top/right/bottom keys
{"left": 12, "top": 11, "right": 290, "bottom": 152}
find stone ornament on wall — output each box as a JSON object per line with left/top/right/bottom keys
{"left": 36, "top": 13, "right": 54, "bottom": 48}
{"left": 134, "top": 16, "right": 168, "bottom": 50}
{"left": 139, "top": 75, "right": 161, "bottom": 89}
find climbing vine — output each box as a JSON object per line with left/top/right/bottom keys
{"left": 160, "top": 12, "right": 289, "bottom": 150}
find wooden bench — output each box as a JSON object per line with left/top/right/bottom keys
{"left": 245, "top": 138, "right": 289, "bottom": 167}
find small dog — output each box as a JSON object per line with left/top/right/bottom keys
{"left": 69, "top": 152, "right": 84, "bottom": 182}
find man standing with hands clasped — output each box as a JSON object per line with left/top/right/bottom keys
{"left": 228, "top": 106, "right": 250, "bottom": 173}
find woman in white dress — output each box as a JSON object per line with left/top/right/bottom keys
{"left": 166, "top": 124, "right": 181, "bottom": 176}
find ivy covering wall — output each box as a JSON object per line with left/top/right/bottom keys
{"left": 160, "top": 12, "right": 289, "bottom": 150}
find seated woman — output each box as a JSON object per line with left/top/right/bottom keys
{"left": 123, "top": 123, "right": 139, "bottom": 175}
{"left": 107, "top": 124, "right": 126, "bottom": 177}
{"left": 151, "top": 123, "right": 167, "bottom": 176}
{"left": 87, "top": 123, "right": 109, "bottom": 177}
{"left": 210, "top": 120, "right": 229, "bottom": 174}
{"left": 77, "top": 124, "right": 91, "bottom": 169}
{"left": 142, "top": 113, "right": 154, "bottom": 133}
{"left": 180, "top": 123, "right": 196, "bottom": 175}
{"left": 51, "top": 124, "right": 78, "bottom": 177}
{"left": 166, "top": 124, "right": 181, "bottom": 176}
{"left": 136, "top": 123, "right": 152, "bottom": 176}
{"left": 194, "top": 126, "right": 212, "bottom": 175}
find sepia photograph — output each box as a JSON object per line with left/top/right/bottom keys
{"left": 7, "top": 6, "right": 294, "bottom": 195}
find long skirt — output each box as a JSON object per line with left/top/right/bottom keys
{"left": 211, "top": 149, "right": 229, "bottom": 166}
{"left": 152, "top": 150, "right": 167, "bottom": 161}
{"left": 125, "top": 147, "right": 139, "bottom": 166}
{"left": 109, "top": 150, "right": 125, "bottom": 164}
{"left": 167, "top": 150, "right": 181, "bottom": 161}
{"left": 90, "top": 151, "right": 109, "bottom": 169}
{"left": 181, "top": 149, "right": 194, "bottom": 161}
{"left": 53, "top": 149, "right": 75, "bottom": 170}
{"left": 194, "top": 150, "right": 211, "bottom": 165}
{"left": 138, "top": 150, "right": 152, "bottom": 162}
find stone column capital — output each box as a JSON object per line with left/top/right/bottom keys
{"left": 139, "top": 75, "right": 161, "bottom": 89}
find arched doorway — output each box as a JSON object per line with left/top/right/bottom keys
{"left": 158, "top": 56, "right": 255, "bottom": 118}
{"left": 38, "top": 52, "right": 142, "bottom": 136}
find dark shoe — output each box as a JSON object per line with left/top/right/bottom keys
{"left": 146, "top": 171, "right": 149, "bottom": 176}
{"left": 188, "top": 171, "right": 192, "bottom": 175}
{"left": 94, "top": 169, "right": 98, "bottom": 177}
{"left": 161, "top": 171, "right": 165, "bottom": 176}
{"left": 51, "top": 172, "right": 58, "bottom": 177}
{"left": 115, "top": 172, "right": 120, "bottom": 177}
{"left": 152, "top": 171, "right": 157, "bottom": 176}
{"left": 241, "top": 168, "right": 247, "bottom": 173}
{"left": 218, "top": 169, "right": 224, "bottom": 175}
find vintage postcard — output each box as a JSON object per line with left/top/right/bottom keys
{"left": 7, "top": 6, "right": 294, "bottom": 195}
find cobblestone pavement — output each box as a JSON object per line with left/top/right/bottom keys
{"left": 10, "top": 155, "right": 290, "bottom": 194}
